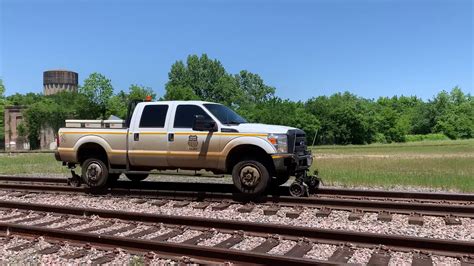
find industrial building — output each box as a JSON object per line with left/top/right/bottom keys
{"left": 3, "top": 70, "right": 78, "bottom": 150}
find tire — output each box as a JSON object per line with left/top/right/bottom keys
{"left": 81, "top": 158, "right": 109, "bottom": 189}
{"left": 126, "top": 174, "right": 149, "bottom": 182}
{"left": 232, "top": 160, "right": 270, "bottom": 195}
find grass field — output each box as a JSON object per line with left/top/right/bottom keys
{"left": 0, "top": 139, "right": 473, "bottom": 192}
{"left": 311, "top": 139, "right": 474, "bottom": 192}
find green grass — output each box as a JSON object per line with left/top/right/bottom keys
{"left": 0, "top": 153, "right": 68, "bottom": 175}
{"left": 311, "top": 139, "right": 474, "bottom": 192}
{"left": 0, "top": 139, "right": 473, "bottom": 192}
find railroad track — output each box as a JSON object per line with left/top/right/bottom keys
{"left": 0, "top": 175, "right": 473, "bottom": 220}
{"left": 0, "top": 200, "right": 473, "bottom": 265}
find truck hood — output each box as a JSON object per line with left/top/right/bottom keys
{"left": 229, "top": 123, "right": 296, "bottom": 134}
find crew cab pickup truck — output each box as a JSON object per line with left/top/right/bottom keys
{"left": 56, "top": 100, "right": 318, "bottom": 196}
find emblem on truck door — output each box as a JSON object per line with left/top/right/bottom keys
{"left": 188, "top": 135, "right": 198, "bottom": 150}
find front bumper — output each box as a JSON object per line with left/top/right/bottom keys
{"left": 272, "top": 153, "right": 313, "bottom": 177}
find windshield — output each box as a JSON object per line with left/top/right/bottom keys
{"left": 204, "top": 104, "right": 248, "bottom": 125}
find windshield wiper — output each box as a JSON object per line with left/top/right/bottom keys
{"left": 227, "top": 120, "right": 242, "bottom": 125}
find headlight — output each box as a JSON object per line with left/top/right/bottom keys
{"left": 267, "top": 133, "right": 288, "bottom": 153}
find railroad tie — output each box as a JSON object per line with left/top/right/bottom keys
{"left": 62, "top": 249, "right": 89, "bottom": 259}
{"left": 126, "top": 227, "right": 159, "bottom": 238}
{"left": 348, "top": 209, "right": 364, "bottom": 221}
{"left": 408, "top": 213, "right": 424, "bottom": 226}
{"left": 13, "top": 214, "right": 46, "bottom": 224}
{"left": 0, "top": 213, "right": 26, "bottom": 221}
{"left": 150, "top": 228, "right": 184, "bottom": 241}
{"left": 172, "top": 201, "right": 190, "bottom": 208}
{"left": 8, "top": 241, "right": 36, "bottom": 251}
{"left": 461, "top": 256, "right": 474, "bottom": 266}
{"left": 102, "top": 224, "right": 137, "bottom": 236}
{"left": 284, "top": 240, "right": 313, "bottom": 257}
{"left": 251, "top": 237, "right": 280, "bottom": 253}
{"left": 377, "top": 211, "right": 393, "bottom": 222}
{"left": 53, "top": 219, "right": 91, "bottom": 230}
{"left": 444, "top": 215, "right": 462, "bottom": 225}
{"left": 212, "top": 202, "right": 231, "bottom": 211}
{"left": 193, "top": 202, "right": 210, "bottom": 210}
{"left": 38, "top": 245, "right": 61, "bottom": 255}
{"left": 237, "top": 204, "right": 255, "bottom": 213}
{"left": 33, "top": 217, "right": 66, "bottom": 227}
{"left": 78, "top": 222, "right": 113, "bottom": 233}
{"left": 181, "top": 231, "right": 213, "bottom": 245}
{"left": 328, "top": 246, "right": 354, "bottom": 263}
{"left": 367, "top": 250, "right": 391, "bottom": 265}
{"left": 90, "top": 253, "right": 116, "bottom": 265}
{"left": 315, "top": 207, "right": 332, "bottom": 218}
{"left": 286, "top": 208, "right": 303, "bottom": 219}
{"left": 411, "top": 252, "right": 433, "bottom": 266}
{"left": 213, "top": 234, "right": 244, "bottom": 249}
{"left": 150, "top": 200, "right": 168, "bottom": 207}
{"left": 263, "top": 205, "right": 280, "bottom": 216}
{"left": 131, "top": 199, "right": 148, "bottom": 204}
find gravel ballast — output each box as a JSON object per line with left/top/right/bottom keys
{"left": 0, "top": 191, "right": 471, "bottom": 242}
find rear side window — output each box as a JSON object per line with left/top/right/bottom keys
{"left": 139, "top": 105, "right": 169, "bottom": 128}
{"left": 173, "top": 105, "right": 212, "bottom": 128}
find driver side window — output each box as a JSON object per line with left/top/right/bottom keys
{"left": 173, "top": 105, "right": 212, "bottom": 128}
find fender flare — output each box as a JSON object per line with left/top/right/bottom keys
{"left": 73, "top": 135, "right": 113, "bottom": 162}
{"left": 218, "top": 137, "right": 276, "bottom": 170}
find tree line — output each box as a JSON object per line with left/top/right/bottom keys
{"left": 0, "top": 54, "right": 472, "bottom": 149}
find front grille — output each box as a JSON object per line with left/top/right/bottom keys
{"left": 287, "top": 129, "right": 308, "bottom": 155}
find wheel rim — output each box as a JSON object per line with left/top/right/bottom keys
{"left": 240, "top": 165, "right": 261, "bottom": 188}
{"left": 290, "top": 183, "right": 304, "bottom": 197}
{"left": 86, "top": 162, "right": 103, "bottom": 184}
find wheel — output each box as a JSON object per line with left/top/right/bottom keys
{"left": 232, "top": 160, "right": 270, "bottom": 195}
{"left": 81, "top": 158, "right": 109, "bottom": 189}
{"left": 126, "top": 174, "right": 149, "bottom": 182}
{"left": 289, "top": 182, "right": 308, "bottom": 197}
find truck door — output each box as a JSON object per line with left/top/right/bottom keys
{"left": 167, "top": 104, "right": 221, "bottom": 170}
{"left": 128, "top": 104, "right": 169, "bottom": 168}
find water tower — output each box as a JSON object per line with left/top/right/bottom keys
{"left": 43, "top": 70, "right": 78, "bottom": 95}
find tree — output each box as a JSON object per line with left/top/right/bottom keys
{"left": 80, "top": 73, "right": 114, "bottom": 119}
{"left": 164, "top": 54, "right": 240, "bottom": 105}
{"left": 108, "top": 84, "right": 157, "bottom": 119}
{"left": 0, "top": 79, "right": 5, "bottom": 142}
{"left": 235, "top": 70, "right": 275, "bottom": 105}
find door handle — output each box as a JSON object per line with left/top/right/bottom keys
{"left": 134, "top": 133, "right": 139, "bottom": 141}
{"left": 168, "top": 133, "right": 174, "bottom": 142}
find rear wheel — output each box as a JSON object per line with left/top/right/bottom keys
{"left": 232, "top": 160, "right": 270, "bottom": 195}
{"left": 82, "top": 158, "right": 109, "bottom": 189}
{"left": 126, "top": 173, "right": 149, "bottom": 182}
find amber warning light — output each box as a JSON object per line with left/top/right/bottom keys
{"left": 145, "top": 95, "right": 153, "bottom": 102}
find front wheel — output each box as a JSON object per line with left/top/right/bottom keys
{"left": 81, "top": 158, "right": 109, "bottom": 189}
{"left": 126, "top": 173, "right": 149, "bottom": 182}
{"left": 232, "top": 160, "right": 270, "bottom": 195}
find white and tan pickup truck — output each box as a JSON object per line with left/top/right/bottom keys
{"left": 55, "top": 100, "right": 318, "bottom": 196}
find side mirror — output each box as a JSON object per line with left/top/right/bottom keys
{"left": 193, "top": 115, "right": 217, "bottom": 132}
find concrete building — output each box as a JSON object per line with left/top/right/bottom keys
{"left": 4, "top": 106, "right": 29, "bottom": 150}
{"left": 3, "top": 70, "right": 78, "bottom": 150}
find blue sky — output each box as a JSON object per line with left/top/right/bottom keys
{"left": 0, "top": 0, "right": 472, "bottom": 100}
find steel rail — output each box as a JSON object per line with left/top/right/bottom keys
{"left": 1, "top": 175, "right": 474, "bottom": 202}
{"left": 0, "top": 181, "right": 473, "bottom": 218}
{"left": 0, "top": 200, "right": 472, "bottom": 257}
{"left": 0, "top": 222, "right": 329, "bottom": 265}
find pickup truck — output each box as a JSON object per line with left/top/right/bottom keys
{"left": 55, "top": 100, "right": 319, "bottom": 196}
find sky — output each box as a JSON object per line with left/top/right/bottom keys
{"left": 0, "top": 0, "right": 472, "bottom": 101}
